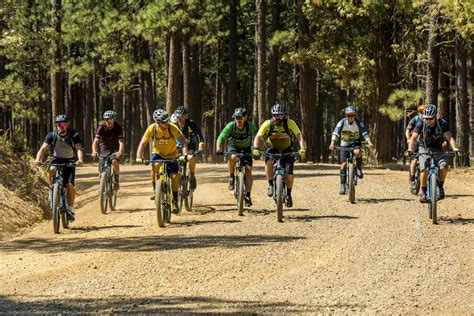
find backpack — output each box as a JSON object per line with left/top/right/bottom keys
{"left": 229, "top": 121, "right": 250, "bottom": 141}
{"left": 50, "top": 129, "right": 77, "bottom": 158}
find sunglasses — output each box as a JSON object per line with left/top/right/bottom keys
{"left": 57, "top": 122, "right": 68, "bottom": 128}
{"left": 346, "top": 115, "right": 356, "bottom": 118}
{"left": 425, "top": 117, "right": 435, "bottom": 121}
{"left": 273, "top": 114, "right": 283, "bottom": 119}
{"left": 234, "top": 116, "right": 244, "bottom": 121}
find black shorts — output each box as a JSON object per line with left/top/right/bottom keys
{"left": 98, "top": 150, "right": 120, "bottom": 173}
{"left": 50, "top": 157, "right": 76, "bottom": 186}
{"left": 227, "top": 145, "right": 253, "bottom": 167}
{"left": 265, "top": 147, "right": 295, "bottom": 175}
{"left": 339, "top": 142, "right": 362, "bottom": 164}
{"left": 151, "top": 153, "right": 179, "bottom": 176}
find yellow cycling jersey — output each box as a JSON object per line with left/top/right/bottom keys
{"left": 257, "top": 118, "right": 301, "bottom": 150}
{"left": 142, "top": 123, "right": 184, "bottom": 158}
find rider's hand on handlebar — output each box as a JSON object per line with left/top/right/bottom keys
{"left": 91, "top": 152, "right": 98, "bottom": 159}
{"left": 178, "top": 155, "right": 187, "bottom": 162}
{"left": 252, "top": 149, "right": 260, "bottom": 158}
{"left": 329, "top": 143, "right": 335, "bottom": 151}
{"left": 76, "top": 160, "right": 84, "bottom": 167}
{"left": 33, "top": 160, "right": 42, "bottom": 167}
{"left": 453, "top": 148, "right": 462, "bottom": 157}
{"left": 298, "top": 149, "right": 306, "bottom": 159}
{"left": 367, "top": 141, "right": 374, "bottom": 150}
{"left": 135, "top": 158, "right": 143, "bottom": 165}
{"left": 404, "top": 150, "right": 412, "bottom": 157}
{"left": 115, "top": 152, "right": 122, "bottom": 159}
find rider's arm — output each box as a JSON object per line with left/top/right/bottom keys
{"left": 408, "top": 132, "right": 418, "bottom": 151}
{"left": 253, "top": 120, "right": 269, "bottom": 149}
{"left": 118, "top": 139, "right": 125, "bottom": 155}
{"left": 76, "top": 148, "right": 85, "bottom": 166}
{"left": 91, "top": 138, "right": 100, "bottom": 155}
{"left": 297, "top": 133, "right": 306, "bottom": 150}
{"left": 443, "top": 131, "right": 458, "bottom": 150}
{"left": 405, "top": 127, "right": 412, "bottom": 142}
{"left": 330, "top": 118, "right": 344, "bottom": 147}
{"left": 35, "top": 143, "right": 50, "bottom": 163}
{"left": 216, "top": 122, "right": 233, "bottom": 151}
{"left": 178, "top": 135, "right": 188, "bottom": 155}
{"left": 136, "top": 139, "right": 147, "bottom": 159}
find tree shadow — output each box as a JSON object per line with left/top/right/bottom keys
{"left": 0, "top": 294, "right": 364, "bottom": 314}
{"left": 285, "top": 215, "right": 358, "bottom": 222}
{"left": 445, "top": 194, "right": 474, "bottom": 199}
{"left": 170, "top": 219, "right": 242, "bottom": 227}
{"left": 357, "top": 197, "right": 412, "bottom": 204}
{"left": 69, "top": 225, "right": 142, "bottom": 232}
{"left": 438, "top": 216, "right": 474, "bottom": 225}
{"left": 0, "top": 234, "right": 305, "bottom": 254}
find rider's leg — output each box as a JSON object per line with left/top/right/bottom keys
{"left": 245, "top": 165, "right": 253, "bottom": 193}
{"left": 419, "top": 169, "right": 428, "bottom": 202}
{"left": 112, "top": 159, "right": 120, "bottom": 188}
{"left": 66, "top": 183, "right": 76, "bottom": 207}
{"left": 188, "top": 155, "right": 196, "bottom": 175}
{"left": 409, "top": 158, "right": 417, "bottom": 179}
{"left": 339, "top": 161, "right": 347, "bottom": 194}
{"left": 228, "top": 155, "right": 237, "bottom": 190}
{"left": 48, "top": 167, "right": 56, "bottom": 186}
{"left": 171, "top": 172, "right": 179, "bottom": 202}
{"left": 354, "top": 149, "right": 363, "bottom": 178}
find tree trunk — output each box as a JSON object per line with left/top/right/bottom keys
{"left": 267, "top": 0, "right": 281, "bottom": 108}
{"left": 256, "top": 0, "right": 267, "bottom": 125}
{"left": 297, "top": 0, "right": 318, "bottom": 161}
{"left": 84, "top": 75, "right": 94, "bottom": 155}
{"left": 425, "top": 12, "right": 440, "bottom": 105}
{"left": 183, "top": 33, "right": 192, "bottom": 110}
{"left": 166, "top": 31, "right": 181, "bottom": 113}
{"left": 190, "top": 44, "right": 202, "bottom": 127}
{"left": 228, "top": 0, "right": 239, "bottom": 118}
{"left": 50, "top": 0, "right": 64, "bottom": 122}
{"left": 470, "top": 53, "right": 474, "bottom": 155}
{"left": 455, "top": 33, "right": 469, "bottom": 158}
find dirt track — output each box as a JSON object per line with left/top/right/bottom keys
{"left": 1, "top": 162, "right": 473, "bottom": 314}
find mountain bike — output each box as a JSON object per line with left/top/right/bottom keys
{"left": 144, "top": 158, "right": 180, "bottom": 227}
{"left": 97, "top": 152, "right": 125, "bottom": 214}
{"left": 415, "top": 150, "right": 459, "bottom": 224}
{"left": 177, "top": 150, "right": 200, "bottom": 212}
{"left": 336, "top": 145, "right": 366, "bottom": 204}
{"left": 41, "top": 161, "right": 77, "bottom": 233}
{"left": 218, "top": 151, "right": 253, "bottom": 216}
{"left": 409, "top": 157, "right": 421, "bottom": 195}
{"left": 261, "top": 151, "right": 299, "bottom": 222}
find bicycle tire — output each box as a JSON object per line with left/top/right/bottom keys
{"left": 276, "top": 174, "right": 284, "bottom": 222}
{"left": 52, "top": 182, "right": 60, "bottom": 234}
{"left": 412, "top": 167, "right": 421, "bottom": 195}
{"left": 184, "top": 169, "right": 193, "bottom": 212}
{"left": 61, "top": 189, "right": 69, "bottom": 229}
{"left": 155, "top": 179, "right": 165, "bottom": 227}
{"left": 99, "top": 171, "right": 108, "bottom": 214}
{"left": 430, "top": 174, "right": 438, "bottom": 224}
{"left": 237, "top": 171, "right": 245, "bottom": 216}
{"left": 109, "top": 169, "right": 117, "bottom": 211}
{"left": 348, "top": 163, "right": 356, "bottom": 204}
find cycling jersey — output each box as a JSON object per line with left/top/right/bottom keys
{"left": 256, "top": 118, "right": 300, "bottom": 151}
{"left": 44, "top": 129, "right": 83, "bottom": 160}
{"left": 413, "top": 118, "right": 449, "bottom": 149}
{"left": 331, "top": 118, "right": 370, "bottom": 146}
{"left": 177, "top": 118, "right": 204, "bottom": 145}
{"left": 218, "top": 121, "right": 258, "bottom": 149}
{"left": 95, "top": 121, "right": 124, "bottom": 153}
{"left": 142, "top": 123, "right": 184, "bottom": 158}
{"left": 406, "top": 115, "right": 420, "bottom": 132}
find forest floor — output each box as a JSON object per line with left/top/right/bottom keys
{"left": 1, "top": 162, "right": 473, "bottom": 314}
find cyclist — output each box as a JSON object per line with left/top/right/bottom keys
{"left": 135, "top": 109, "right": 188, "bottom": 212}
{"left": 329, "top": 105, "right": 373, "bottom": 195}
{"left": 91, "top": 110, "right": 124, "bottom": 190}
{"left": 406, "top": 104, "right": 460, "bottom": 203}
{"left": 216, "top": 107, "right": 258, "bottom": 206}
{"left": 405, "top": 104, "right": 425, "bottom": 192}
{"left": 173, "top": 106, "right": 205, "bottom": 190}
{"left": 253, "top": 103, "right": 306, "bottom": 208}
{"left": 33, "top": 114, "right": 84, "bottom": 221}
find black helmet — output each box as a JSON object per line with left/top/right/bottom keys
{"left": 55, "top": 114, "right": 68, "bottom": 123}
{"left": 232, "top": 107, "right": 247, "bottom": 118}
{"left": 422, "top": 103, "right": 437, "bottom": 119}
{"left": 153, "top": 109, "right": 170, "bottom": 123}
{"left": 175, "top": 106, "right": 188, "bottom": 117}
{"left": 270, "top": 103, "right": 285, "bottom": 115}
{"left": 103, "top": 110, "right": 117, "bottom": 119}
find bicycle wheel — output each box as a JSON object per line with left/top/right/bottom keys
{"left": 184, "top": 169, "right": 193, "bottom": 212}
{"left": 276, "top": 174, "right": 284, "bottom": 222}
{"left": 348, "top": 163, "right": 356, "bottom": 204}
{"left": 61, "top": 190, "right": 69, "bottom": 229}
{"left": 155, "top": 179, "right": 166, "bottom": 227}
{"left": 99, "top": 171, "right": 109, "bottom": 214}
{"left": 430, "top": 174, "right": 438, "bottom": 224}
{"left": 52, "top": 183, "right": 60, "bottom": 234}
{"left": 412, "top": 167, "right": 421, "bottom": 195}
{"left": 237, "top": 171, "right": 245, "bottom": 216}
{"left": 109, "top": 170, "right": 117, "bottom": 211}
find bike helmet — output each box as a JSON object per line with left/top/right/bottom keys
{"left": 270, "top": 103, "right": 285, "bottom": 115}
{"left": 170, "top": 113, "right": 178, "bottom": 124}
{"left": 103, "top": 110, "right": 117, "bottom": 119}
{"left": 344, "top": 105, "right": 357, "bottom": 115}
{"left": 232, "top": 107, "right": 247, "bottom": 118}
{"left": 422, "top": 103, "right": 437, "bottom": 119}
{"left": 55, "top": 114, "right": 68, "bottom": 123}
{"left": 153, "top": 109, "right": 170, "bottom": 123}
{"left": 174, "top": 106, "right": 188, "bottom": 117}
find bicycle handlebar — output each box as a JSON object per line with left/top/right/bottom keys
{"left": 260, "top": 151, "right": 299, "bottom": 159}
{"left": 216, "top": 152, "right": 253, "bottom": 157}
{"left": 143, "top": 158, "right": 179, "bottom": 165}
{"left": 40, "top": 162, "right": 77, "bottom": 168}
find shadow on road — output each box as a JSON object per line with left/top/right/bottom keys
{"left": 438, "top": 216, "right": 474, "bottom": 225}
{"left": 0, "top": 294, "right": 363, "bottom": 314}
{"left": 69, "top": 225, "right": 142, "bottom": 232}
{"left": 285, "top": 215, "right": 358, "bottom": 222}
{"left": 0, "top": 234, "right": 305, "bottom": 254}
{"left": 357, "top": 197, "right": 412, "bottom": 204}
